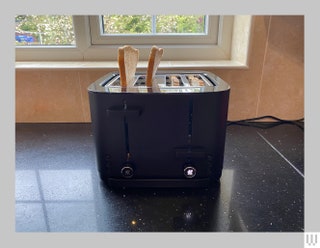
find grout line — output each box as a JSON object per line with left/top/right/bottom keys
{"left": 77, "top": 71, "right": 86, "bottom": 122}
{"left": 255, "top": 16, "right": 272, "bottom": 118}
{"left": 35, "top": 170, "right": 51, "bottom": 232}
{"left": 16, "top": 199, "right": 95, "bottom": 204}
{"left": 257, "top": 131, "right": 304, "bottom": 179}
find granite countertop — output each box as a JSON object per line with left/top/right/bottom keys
{"left": 15, "top": 122, "right": 304, "bottom": 232}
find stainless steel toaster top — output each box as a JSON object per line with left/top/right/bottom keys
{"left": 88, "top": 70, "right": 230, "bottom": 94}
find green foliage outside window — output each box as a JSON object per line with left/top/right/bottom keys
{"left": 102, "top": 15, "right": 206, "bottom": 34}
{"left": 15, "top": 15, "right": 75, "bottom": 46}
{"left": 156, "top": 15, "right": 205, "bottom": 33}
{"left": 103, "top": 15, "right": 152, "bottom": 34}
{"left": 15, "top": 15, "right": 206, "bottom": 46}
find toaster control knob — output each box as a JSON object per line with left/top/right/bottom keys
{"left": 184, "top": 166, "right": 196, "bottom": 178}
{"left": 121, "top": 166, "right": 134, "bottom": 178}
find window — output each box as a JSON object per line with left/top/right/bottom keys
{"left": 101, "top": 15, "right": 207, "bottom": 34}
{"left": 89, "top": 15, "right": 219, "bottom": 45}
{"left": 15, "top": 15, "right": 252, "bottom": 67}
{"left": 15, "top": 15, "right": 75, "bottom": 46}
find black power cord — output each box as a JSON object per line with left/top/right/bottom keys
{"left": 227, "top": 115, "right": 304, "bottom": 130}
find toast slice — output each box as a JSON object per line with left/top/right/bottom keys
{"left": 188, "top": 75, "right": 205, "bottom": 86}
{"left": 146, "top": 46, "right": 164, "bottom": 87}
{"left": 118, "top": 45, "right": 139, "bottom": 88}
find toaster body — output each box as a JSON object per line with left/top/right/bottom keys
{"left": 88, "top": 70, "right": 230, "bottom": 188}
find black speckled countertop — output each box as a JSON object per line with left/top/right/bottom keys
{"left": 15, "top": 122, "right": 304, "bottom": 232}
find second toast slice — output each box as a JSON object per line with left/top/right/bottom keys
{"left": 146, "top": 46, "right": 164, "bottom": 87}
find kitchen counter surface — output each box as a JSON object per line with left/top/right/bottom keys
{"left": 15, "top": 122, "right": 304, "bottom": 232}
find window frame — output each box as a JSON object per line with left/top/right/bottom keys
{"left": 89, "top": 15, "right": 220, "bottom": 46}
{"left": 15, "top": 15, "right": 252, "bottom": 66}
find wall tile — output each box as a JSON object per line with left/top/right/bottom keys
{"left": 78, "top": 69, "right": 110, "bottom": 122}
{"left": 257, "top": 16, "right": 304, "bottom": 119}
{"left": 212, "top": 16, "right": 271, "bottom": 121}
{"left": 16, "top": 70, "right": 84, "bottom": 122}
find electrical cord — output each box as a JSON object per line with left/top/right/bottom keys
{"left": 227, "top": 115, "right": 304, "bottom": 130}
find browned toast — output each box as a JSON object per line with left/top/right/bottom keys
{"left": 118, "top": 45, "right": 139, "bottom": 87}
{"left": 146, "top": 46, "right": 164, "bottom": 87}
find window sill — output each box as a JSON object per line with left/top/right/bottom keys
{"left": 15, "top": 60, "right": 248, "bottom": 70}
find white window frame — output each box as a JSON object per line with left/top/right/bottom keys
{"left": 89, "top": 15, "right": 220, "bottom": 46}
{"left": 15, "top": 15, "right": 252, "bottom": 67}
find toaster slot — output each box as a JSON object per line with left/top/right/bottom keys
{"left": 100, "top": 73, "right": 119, "bottom": 87}
{"left": 106, "top": 75, "right": 121, "bottom": 86}
{"left": 134, "top": 75, "right": 146, "bottom": 86}
{"left": 186, "top": 74, "right": 206, "bottom": 86}
{"left": 202, "top": 74, "right": 217, "bottom": 87}
{"left": 166, "top": 75, "right": 184, "bottom": 86}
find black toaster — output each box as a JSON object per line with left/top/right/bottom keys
{"left": 88, "top": 70, "right": 230, "bottom": 188}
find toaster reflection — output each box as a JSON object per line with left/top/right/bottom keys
{"left": 96, "top": 169, "right": 238, "bottom": 232}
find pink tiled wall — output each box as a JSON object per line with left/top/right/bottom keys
{"left": 15, "top": 16, "right": 304, "bottom": 123}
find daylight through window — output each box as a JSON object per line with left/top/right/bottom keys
{"left": 101, "top": 15, "right": 207, "bottom": 35}
{"left": 15, "top": 15, "right": 75, "bottom": 46}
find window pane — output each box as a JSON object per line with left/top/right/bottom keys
{"left": 102, "top": 15, "right": 152, "bottom": 34}
{"left": 101, "top": 15, "right": 207, "bottom": 35}
{"left": 15, "top": 15, "right": 75, "bottom": 46}
{"left": 156, "top": 15, "right": 206, "bottom": 34}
